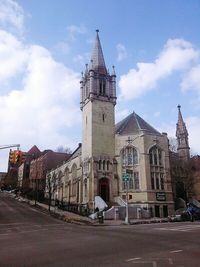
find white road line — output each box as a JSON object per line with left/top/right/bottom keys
{"left": 170, "top": 250, "right": 183, "bottom": 253}
{"left": 126, "top": 257, "right": 141, "bottom": 262}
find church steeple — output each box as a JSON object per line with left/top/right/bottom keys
{"left": 176, "top": 105, "right": 190, "bottom": 161}
{"left": 90, "top": 29, "right": 107, "bottom": 75}
{"left": 80, "top": 30, "right": 116, "bottom": 110}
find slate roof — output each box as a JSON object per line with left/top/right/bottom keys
{"left": 90, "top": 30, "right": 107, "bottom": 75}
{"left": 115, "top": 111, "right": 161, "bottom": 136}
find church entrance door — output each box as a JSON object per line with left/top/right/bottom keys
{"left": 99, "top": 178, "right": 110, "bottom": 202}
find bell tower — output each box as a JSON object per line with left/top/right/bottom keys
{"left": 176, "top": 105, "right": 190, "bottom": 161}
{"left": 80, "top": 30, "right": 117, "bottom": 206}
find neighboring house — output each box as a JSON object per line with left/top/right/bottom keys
{"left": 30, "top": 150, "right": 70, "bottom": 196}
{"left": 46, "top": 31, "right": 174, "bottom": 218}
{"left": 17, "top": 145, "right": 42, "bottom": 192}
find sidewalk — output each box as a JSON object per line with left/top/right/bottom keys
{"left": 15, "top": 195, "right": 169, "bottom": 226}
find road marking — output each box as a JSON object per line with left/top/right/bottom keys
{"left": 126, "top": 257, "right": 141, "bottom": 262}
{"left": 156, "top": 224, "right": 200, "bottom": 232}
{"left": 170, "top": 250, "right": 183, "bottom": 253}
{"left": 168, "top": 258, "right": 173, "bottom": 264}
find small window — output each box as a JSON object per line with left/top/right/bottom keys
{"left": 151, "top": 172, "right": 155, "bottom": 190}
{"left": 102, "top": 114, "right": 105, "bottom": 122}
{"left": 103, "top": 160, "right": 105, "bottom": 170}
{"left": 107, "top": 161, "right": 109, "bottom": 170}
{"left": 98, "top": 160, "right": 101, "bottom": 170}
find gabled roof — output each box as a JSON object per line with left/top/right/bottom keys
{"left": 27, "top": 145, "right": 41, "bottom": 154}
{"left": 115, "top": 111, "right": 161, "bottom": 136}
{"left": 67, "top": 143, "right": 82, "bottom": 161}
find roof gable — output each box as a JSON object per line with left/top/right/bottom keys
{"left": 115, "top": 112, "right": 161, "bottom": 136}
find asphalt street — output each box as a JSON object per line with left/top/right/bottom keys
{"left": 0, "top": 192, "right": 200, "bottom": 267}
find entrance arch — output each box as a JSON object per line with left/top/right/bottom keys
{"left": 99, "top": 178, "right": 110, "bottom": 202}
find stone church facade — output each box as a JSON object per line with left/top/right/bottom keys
{"left": 46, "top": 31, "right": 174, "bottom": 218}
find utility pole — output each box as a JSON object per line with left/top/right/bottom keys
{"left": 122, "top": 173, "right": 130, "bottom": 224}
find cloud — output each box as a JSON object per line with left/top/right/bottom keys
{"left": 0, "top": 32, "right": 81, "bottom": 171}
{"left": 186, "top": 116, "right": 200, "bottom": 155}
{"left": 116, "top": 43, "right": 127, "bottom": 62}
{"left": 119, "top": 39, "right": 199, "bottom": 100}
{"left": 66, "top": 25, "right": 87, "bottom": 41}
{"left": 0, "top": 30, "right": 28, "bottom": 84}
{"left": 181, "top": 64, "right": 200, "bottom": 93}
{"left": 0, "top": 0, "right": 25, "bottom": 33}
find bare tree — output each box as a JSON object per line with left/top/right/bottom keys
{"left": 56, "top": 145, "right": 72, "bottom": 154}
{"left": 46, "top": 173, "right": 57, "bottom": 212}
{"left": 170, "top": 155, "right": 196, "bottom": 205}
{"left": 169, "top": 137, "right": 178, "bottom": 152}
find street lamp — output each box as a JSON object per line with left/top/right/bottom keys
{"left": 122, "top": 173, "right": 130, "bottom": 224}
{"left": 123, "top": 133, "right": 144, "bottom": 224}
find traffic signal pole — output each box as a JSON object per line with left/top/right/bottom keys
{"left": 125, "top": 179, "right": 129, "bottom": 224}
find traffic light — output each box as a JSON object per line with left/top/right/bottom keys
{"left": 15, "top": 150, "right": 21, "bottom": 163}
{"left": 9, "top": 150, "right": 15, "bottom": 163}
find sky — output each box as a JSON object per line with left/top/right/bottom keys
{"left": 0, "top": 0, "right": 200, "bottom": 171}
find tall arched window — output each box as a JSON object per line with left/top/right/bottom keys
{"left": 121, "top": 146, "right": 138, "bottom": 166}
{"left": 98, "top": 160, "right": 101, "bottom": 170}
{"left": 99, "top": 78, "right": 106, "bottom": 95}
{"left": 149, "top": 146, "right": 164, "bottom": 190}
{"left": 71, "top": 164, "right": 77, "bottom": 196}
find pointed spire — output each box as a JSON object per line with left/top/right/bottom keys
{"left": 176, "top": 105, "right": 188, "bottom": 134}
{"left": 90, "top": 30, "right": 107, "bottom": 75}
{"left": 176, "top": 105, "right": 190, "bottom": 161}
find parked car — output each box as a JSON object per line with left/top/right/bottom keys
{"left": 168, "top": 208, "right": 189, "bottom": 222}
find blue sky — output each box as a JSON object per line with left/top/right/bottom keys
{"left": 0, "top": 0, "right": 200, "bottom": 171}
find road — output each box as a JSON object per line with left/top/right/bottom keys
{"left": 0, "top": 192, "right": 200, "bottom": 267}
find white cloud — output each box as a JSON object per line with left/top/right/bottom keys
{"left": 119, "top": 39, "right": 199, "bottom": 100}
{"left": 186, "top": 116, "right": 200, "bottom": 155}
{"left": 66, "top": 25, "right": 87, "bottom": 41}
{"left": 0, "top": 32, "right": 81, "bottom": 171}
{"left": 181, "top": 64, "right": 200, "bottom": 93}
{"left": 0, "top": 30, "right": 28, "bottom": 84}
{"left": 115, "top": 108, "right": 129, "bottom": 123}
{"left": 116, "top": 43, "right": 127, "bottom": 62}
{"left": 0, "top": 0, "right": 25, "bottom": 33}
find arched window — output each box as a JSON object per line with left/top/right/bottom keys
{"left": 64, "top": 167, "right": 69, "bottom": 182}
{"left": 121, "top": 146, "right": 138, "bottom": 166}
{"left": 107, "top": 161, "right": 109, "bottom": 171}
{"left": 103, "top": 160, "right": 106, "bottom": 170}
{"left": 149, "top": 146, "right": 164, "bottom": 190}
{"left": 149, "top": 146, "right": 162, "bottom": 166}
{"left": 98, "top": 160, "right": 101, "bottom": 170}
{"left": 99, "top": 78, "right": 106, "bottom": 95}
{"left": 72, "top": 164, "right": 77, "bottom": 180}
{"left": 71, "top": 164, "right": 77, "bottom": 196}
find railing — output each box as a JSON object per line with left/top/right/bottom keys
{"left": 57, "top": 201, "right": 91, "bottom": 217}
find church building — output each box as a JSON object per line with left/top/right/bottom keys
{"left": 46, "top": 31, "right": 174, "bottom": 218}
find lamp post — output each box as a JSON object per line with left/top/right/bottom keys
{"left": 122, "top": 173, "right": 129, "bottom": 224}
